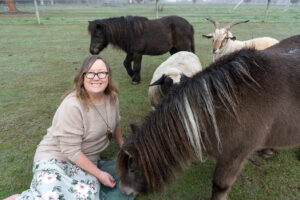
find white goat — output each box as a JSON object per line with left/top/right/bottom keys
{"left": 148, "top": 51, "right": 202, "bottom": 109}
{"left": 203, "top": 18, "right": 279, "bottom": 61}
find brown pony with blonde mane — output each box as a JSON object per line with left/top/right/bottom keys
{"left": 88, "top": 15, "right": 195, "bottom": 84}
{"left": 116, "top": 35, "right": 300, "bottom": 200}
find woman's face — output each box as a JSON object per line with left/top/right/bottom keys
{"left": 83, "top": 59, "right": 109, "bottom": 98}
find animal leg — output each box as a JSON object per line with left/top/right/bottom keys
{"left": 123, "top": 53, "right": 134, "bottom": 77}
{"left": 131, "top": 54, "right": 142, "bottom": 84}
{"left": 210, "top": 154, "right": 248, "bottom": 200}
{"left": 169, "top": 47, "right": 178, "bottom": 55}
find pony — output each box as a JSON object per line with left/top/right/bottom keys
{"left": 88, "top": 15, "right": 195, "bottom": 84}
{"left": 148, "top": 51, "right": 202, "bottom": 110}
{"left": 116, "top": 35, "right": 300, "bottom": 200}
{"left": 265, "top": 34, "right": 300, "bottom": 56}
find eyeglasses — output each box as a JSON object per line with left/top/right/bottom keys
{"left": 84, "top": 71, "right": 109, "bottom": 79}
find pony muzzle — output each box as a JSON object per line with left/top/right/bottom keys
{"left": 118, "top": 181, "right": 139, "bottom": 196}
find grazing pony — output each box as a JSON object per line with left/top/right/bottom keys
{"left": 88, "top": 15, "right": 195, "bottom": 84}
{"left": 148, "top": 51, "right": 202, "bottom": 110}
{"left": 116, "top": 40, "right": 300, "bottom": 199}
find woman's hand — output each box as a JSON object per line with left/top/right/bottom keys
{"left": 75, "top": 152, "right": 116, "bottom": 188}
{"left": 98, "top": 170, "right": 116, "bottom": 188}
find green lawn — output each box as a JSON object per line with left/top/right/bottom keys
{"left": 0, "top": 3, "right": 299, "bottom": 200}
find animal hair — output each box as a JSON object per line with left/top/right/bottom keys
{"left": 118, "top": 48, "right": 265, "bottom": 192}
{"left": 88, "top": 16, "right": 148, "bottom": 52}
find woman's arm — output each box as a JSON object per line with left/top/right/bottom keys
{"left": 114, "top": 123, "right": 124, "bottom": 148}
{"left": 75, "top": 152, "right": 116, "bottom": 188}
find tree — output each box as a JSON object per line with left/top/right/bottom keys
{"left": 5, "top": 0, "right": 19, "bottom": 12}
{"left": 263, "top": 0, "right": 271, "bottom": 22}
{"left": 155, "top": 0, "right": 159, "bottom": 19}
{"left": 284, "top": 0, "right": 291, "bottom": 11}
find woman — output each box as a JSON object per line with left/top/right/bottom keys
{"left": 5, "top": 55, "right": 124, "bottom": 200}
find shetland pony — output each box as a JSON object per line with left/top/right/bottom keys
{"left": 88, "top": 15, "right": 195, "bottom": 84}
{"left": 116, "top": 37, "right": 300, "bottom": 200}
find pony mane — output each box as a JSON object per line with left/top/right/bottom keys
{"left": 89, "top": 16, "right": 148, "bottom": 52}
{"left": 119, "top": 48, "right": 264, "bottom": 192}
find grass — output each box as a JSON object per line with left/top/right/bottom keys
{"left": 0, "top": 3, "right": 300, "bottom": 200}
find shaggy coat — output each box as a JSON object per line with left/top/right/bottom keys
{"left": 116, "top": 35, "right": 300, "bottom": 200}
{"left": 148, "top": 51, "right": 202, "bottom": 109}
{"left": 88, "top": 16, "right": 195, "bottom": 84}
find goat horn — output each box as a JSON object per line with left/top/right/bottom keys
{"left": 225, "top": 20, "right": 249, "bottom": 30}
{"left": 206, "top": 18, "right": 220, "bottom": 29}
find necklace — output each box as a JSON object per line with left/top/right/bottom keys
{"left": 92, "top": 100, "right": 113, "bottom": 140}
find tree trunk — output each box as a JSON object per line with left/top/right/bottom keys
{"left": 233, "top": 0, "right": 243, "bottom": 9}
{"left": 284, "top": 0, "right": 290, "bottom": 11}
{"left": 5, "top": 0, "right": 19, "bottom": 12}
{"left": 34, "top": 0, "right": 41, "bottom": 24}
{"left": 263, "top": 0, "right": 271, "bottom": 22}
{"left": 155, "top": 0, "right": 159, "bottom": 19}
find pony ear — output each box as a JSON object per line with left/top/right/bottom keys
{"left": 130, "top": 123, "right": 139, "bottom": 134}
{"left": 149, "top": 74, "right": 166, "bottom": 86}
{"left": 123, "top": 149, "right": 133, "bottom": 158}
{"left": 96, "top": 23, "right": 104, "bottom": 30}
{"left": 202, "top": 33, "right": 213, "bottom": 39}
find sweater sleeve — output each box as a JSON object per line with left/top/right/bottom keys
{"left": 115, "top": 98, "right": 121, "bottom": 125}
{"left": 51, "top": 99, "right": 84, "bottom": 163}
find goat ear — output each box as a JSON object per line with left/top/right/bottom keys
{"left": 202, "top": 33, "right": 213, "bottom": 39}
{"left": 149, "top": 74, "right": 166, "bottom": 86}
{"left": 229, "top": 36, "right": 236, "bottom": 40}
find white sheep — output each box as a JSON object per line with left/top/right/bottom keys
{"left": 148, "top": 51, "right": 202, "bottom": 109}
{"left": 203, "top": 19, "right": 279, "bottom": 61}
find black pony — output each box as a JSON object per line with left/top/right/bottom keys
{"left": 88, "top": 15, "right": 195, "bottom": 84}
{"left": 116, "top": 35, "right": 300, "bottom": 200}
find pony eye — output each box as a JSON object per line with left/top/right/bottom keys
{"left": 130, "top": 169, "right": 135, "bottom": 173}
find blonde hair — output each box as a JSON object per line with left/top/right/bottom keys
{"left": 63, "top": 55, "right": 119, "bottom": 109}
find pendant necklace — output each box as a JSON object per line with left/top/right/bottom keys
{"left": 92, "top": 99, "right": 113, "bottom": 140}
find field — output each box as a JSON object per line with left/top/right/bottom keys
{"left": 0, "top": 3, "right": 300, "bottom": 200}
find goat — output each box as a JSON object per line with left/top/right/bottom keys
{"left": 203, "top": 18, "right": 279, "bottom": 61}
{"left": 148, "top": 51, "right": 202, "bottom": 109}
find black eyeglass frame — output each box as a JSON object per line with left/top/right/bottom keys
{"left": 84, "top": 71, "right": 109, "bottom": 79}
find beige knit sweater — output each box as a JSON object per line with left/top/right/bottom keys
{"left": 34, "top": 91, "right": 120, "bottom": 165}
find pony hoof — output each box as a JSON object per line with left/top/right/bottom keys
{"left": 258, "top": 149, "right": 275, "bottom": 159}
{"left": 132, "top": 81, "right": 140, "bottom": 85}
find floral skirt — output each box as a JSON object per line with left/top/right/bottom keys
{"left": 16, "top": 159, "right": 100, "bottom": 200}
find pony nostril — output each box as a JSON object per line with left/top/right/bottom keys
{"left": 90, "top": 47, "right": 98, "bottom": 55}
{"left": 89, "top": 48, "right": 95, "bottom": 54}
